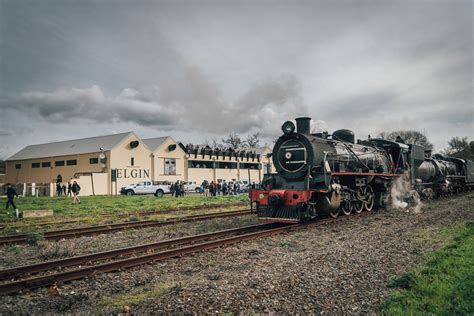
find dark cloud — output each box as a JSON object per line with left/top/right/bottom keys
{"left": 0, "top": 73, "right": 308, "bottom": 138}
{"left": 0, "top": 0, "right": 472, "bottom": 158}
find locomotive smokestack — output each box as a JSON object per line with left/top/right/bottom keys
{"left": 295, "top": 117, "right": 311, "bottom": 134}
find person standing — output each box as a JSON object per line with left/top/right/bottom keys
{"left": 179, "top": 181, "right": 185, "bottom": 197}
{"left": 56, "top": 182, "right": 62, "bottom": 197}
{"left": 71, "top": 181, "right": 81, "bottom": 204}
{"left": 62, "top": 183, "right": 67, "bottom": 196}
{"left": 210, "top": 181, "right": 216, "bottom": 196}
{"left": 222, "top": 181, "right": 227, "bottom": 195}
{"left": 202, "top": 180, "right": 209, "bottom": 197}
{"left": 67, "top": 181, "right": 72, "bottom": 197}
{"left": 5, "top": 184, "right": 19, "bottom": 215}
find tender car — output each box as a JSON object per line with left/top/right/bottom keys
{"left": 120, "top": 181, "right": 171, "bottom": 197}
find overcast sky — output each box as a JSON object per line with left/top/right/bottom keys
{"left": 0, "top": 0, "right": 472, "bottom": 159}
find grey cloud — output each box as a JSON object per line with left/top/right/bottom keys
{"left": 0, "top": 0, "right": 472, "bottom": 157}
{"left": 0, "top": 72, "right": 308, "bottom": 137}
{"left": 320, "top": 91, "right": 399, "bottom": 119}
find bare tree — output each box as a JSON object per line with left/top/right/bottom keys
{"left": 442, "top": 136, "right": 473, "bottom": 160}
{"left": 222, "top": 133, "right": 244, "bottom": 151}
{"left": 377, "top": 130, "right": 434, "bottom": 150}
{"left": 245, "top": 133, "right": 261, "bottom": 149}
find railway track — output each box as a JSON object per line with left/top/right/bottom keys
{"left": 0, "top": 202, "right": 247, "bottom": 229}
{"left": 0, "top": 209, "right": 252, "bottom": 245}
{"left": 0, "top": 213, "right": 364, "bottom": 295}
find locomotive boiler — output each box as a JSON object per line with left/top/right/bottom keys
{"left": 250, "top": 117, "right": 400, "bottom": 222}
{"left": 415, "top": 154, "right": 470, "bottom": 196}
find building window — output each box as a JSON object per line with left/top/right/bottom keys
{"left": 215, "top": 162, "right": 238, "bottom": 169}
{"left": 66, "top": 159, "right": 77, "bottom": 166}
{"left": 55, "top": 160, "right": 65, "bottom": 167}
{"left": 131, "top": 157, "right": 135, "bottom": 166}
{"left": 15, "top": 164, "right": 21, "bottom": 169}
{"left": 90, "top": 158, "right": 98, "bottom": 164}
{"left": 42, "top": 162, "right": 51, "bottom": 168}
{"left": 188, "top": 160, "right": 214, "bottom": 169}
{"left": 32, "top": 163, "right": 40, "bottom": 168}
{"left": 164, "top": 158, "right": 176, "bottom": 175}
{"left": 240, "top": 163, "right": 260, "bottom": 169}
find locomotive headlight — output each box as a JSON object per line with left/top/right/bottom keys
{"left": 259, "top": 193, "right": 265, "bottom": 199}
{"left": 281, "top": 121, "right": 295, "bottom": 135}
{"left": 285, "top": 152, "right": 293, "bottom": 159}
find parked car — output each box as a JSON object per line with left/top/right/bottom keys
{"left": 235, "top": 180, "right": 250, "bottom": 192}
{"left": 184, "top": 181, "right": 203, "bottom": 193}
{"left": 120, "top": 181, "right": 171, "bottom": 197}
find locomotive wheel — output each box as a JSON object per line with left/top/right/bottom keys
{"left": 329, "top": 208, "right": 340, "bottom": 218}
{"left": 364, "top": 185, "right": 375, "bottom": 212}
{"left": 341, "top": 201, "right": 351, "bottom": 216}
{"left": 353, "top": 189, "right": 364, "bottom": 213}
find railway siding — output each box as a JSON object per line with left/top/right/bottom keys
{"left": 0, "top": 193, "right": 472, "bottom": 314}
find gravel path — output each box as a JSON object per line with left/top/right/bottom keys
{"left": 0, "top": 193, "right": 472, "bottom": 314}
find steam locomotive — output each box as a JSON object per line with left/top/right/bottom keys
{"left": 250, "top": 117, "right": 474, "bottom": 223}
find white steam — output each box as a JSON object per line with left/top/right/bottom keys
{"left": 390, "top": 176, "right": 423, "bottom": 213}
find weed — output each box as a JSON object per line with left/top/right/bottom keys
{"left": 280, "top": 240, "right": 294, "bottom": 248}
{"left": 25, "top": 232, "right": 44, "bottom": 246}
{"left": 388, "top": 272, "right": 417, "bottom": 289}
{"left": 100, "top": 282, "right": 176, "bottom": 311}
{"left": 7, "top": 245, "right": 21, "bottom": 254}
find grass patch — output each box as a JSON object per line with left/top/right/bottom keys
{"left": 24, "top": 232, "right": 44, "bottom": 245}
{"left": 0, "top": 194, "right": 248, "bottom": 222}
{"left": 99, "top": 282, "right": 176, "bottom": 311}
{"left": 381, "top": 221, "right": 474, "bottom": 315}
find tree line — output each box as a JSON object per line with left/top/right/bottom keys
{"left": 212, "top": 130, "right": 473, "bottom": 161}
{"left": 203, "top": 133, "right": 262, "bottom": 151}
{"left": 377, "top": 130, "right": 473, "bottom": 160}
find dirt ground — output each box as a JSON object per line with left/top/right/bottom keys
{"left": 0, "top": 193, "right": 472, "bottom": 314}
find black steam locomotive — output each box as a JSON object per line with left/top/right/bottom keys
{"left": 250, "top": 117, "right": 474, "bottom": 223}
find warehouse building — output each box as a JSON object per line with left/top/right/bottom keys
{"left": 5, "top": 132, "right": 272, "bottom": 196}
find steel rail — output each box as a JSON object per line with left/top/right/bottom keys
{"left": 0, "top": 214, "right": 358, "bottom": 295}
{"left": 0, "top": 209, "right": 253, "bottom": 245}
{"left": 0, "top": 202, "right": 247, "bottom": 229}
{"left": 0, "top": 223, "right": 273, "bottom": 281}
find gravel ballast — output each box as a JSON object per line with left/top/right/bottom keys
{"left": 0, "top": 193, "right": 472, "bottom": 314}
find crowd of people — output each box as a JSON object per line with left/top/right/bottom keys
{"left": 56, "top": 181, "right": 81, "bottom": 204}
{"left": 56, "top": 182, "right": 72, "bottom": 197}
{"left": 169, "top": 179, "right": 259, "bottom": 198}
{"left": 170, "top": 181, "right": 186, "bottom": 197}
{"left": 199, "top": 180, "right": 258, "bottom": 197}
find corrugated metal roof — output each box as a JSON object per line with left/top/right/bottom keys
{"left": 7, "top": 132, "right": 133, "bottom": 161}
{"left": 142, "top": 136, "right": 169, "bottom": 152}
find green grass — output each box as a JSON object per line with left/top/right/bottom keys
{"left": 380, "top": 221, "right": 474, "bottom": 315}
{"left": 0, "top": 194, "right": 248, "bottom": 222}
{"left": 99, "top": 282, "right": 176, "bottom": 312}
